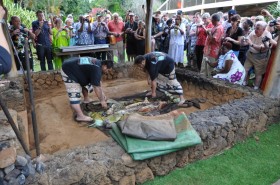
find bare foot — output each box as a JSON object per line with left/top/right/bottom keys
{"left": 146, "top": 91, "right": 152, "bottom": 96}
{"left": 75, "top": 115, "right": 93, "bottom": 122}
{"left": 83, "top": 98, "right": 93, "bottom": 104}
{"left": 178, "top": 99, "right": 185, "bottom": 106}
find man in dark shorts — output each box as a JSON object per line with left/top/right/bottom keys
{"left": 0, "top": 5, "right": 12, "bottom": 76}
{"left": 61, "top": 57, "right": 113, "bottom": 122}
{"left": 134, "top": 52, "right": 185, "bottom": 105}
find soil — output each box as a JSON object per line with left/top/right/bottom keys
{"left": 29, "top": 78, "right": 214, "bottom": 155}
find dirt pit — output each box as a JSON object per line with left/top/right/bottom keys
{"left": 29, "top": 78, "right": 215, "bottom": 155}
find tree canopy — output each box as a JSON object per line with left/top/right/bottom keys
{"left": 12, "top": 0, "right": 163, "bottom": 21}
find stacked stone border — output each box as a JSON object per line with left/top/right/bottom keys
{"left": 23, "top": 68, "right": 280, "bottom": 185}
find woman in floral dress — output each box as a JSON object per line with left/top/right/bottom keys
{"left": 211, "top": 42, "right": 245, "bottom": 85}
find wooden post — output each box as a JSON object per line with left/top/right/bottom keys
{"left": 263, "top": 36, "right": 280, "bottom": 98}
{"left": 145, "top": 0, "right": 153, "bottom": 53}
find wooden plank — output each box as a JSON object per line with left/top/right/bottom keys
{"left": 60, "top": 44, "right": 110, "bottom": 52}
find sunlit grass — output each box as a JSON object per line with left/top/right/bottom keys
{"left": 144, "top": 124, "right": 280, "bottom": 185}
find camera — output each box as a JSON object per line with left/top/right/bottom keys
{"left": 242, "top": 36, "right": 248, "bottom": 42}
{"left": 269, "top": 20, "right": 278, "bottom": 27}
{"left": 262, "top": 36, "right": 270, "bottom": 42}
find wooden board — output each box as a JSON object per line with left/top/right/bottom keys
{"left": 60, "top": 44, "right": 109, "bottom": 52}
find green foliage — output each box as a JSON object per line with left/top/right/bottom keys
{"left": 22, "top": 0, "right": 92, "bottom": 21}
{"left": 144, "top": 123, "right": 280, "bottom": 185}
{"left": 4, "top": 0, "right": 36, "bottom": 28}
{"left": 267, "top": 2, "right": 280, "bottom": 18}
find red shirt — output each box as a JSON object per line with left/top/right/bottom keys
{"left": 196, "top": 23, "right": 213, "bottom": 46}
{"left": 204, "top": 24, "right": 223, "bottom": 58}
{"left": 108, "top": 20, "right": 125, "bottom": 42}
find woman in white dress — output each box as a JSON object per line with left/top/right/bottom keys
{"left": 168, "top": 15, "right": 185, "bottom": 67}
{"left": 210, "top": 42, "right": 246, "bottom": 85}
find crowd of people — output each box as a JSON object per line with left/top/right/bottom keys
{"left": 1, "top": 5, "right": 280, "bottom": 119}
{"left": 5, "top": 6, "right": 279, "bottom": 90}
{"left": 146, "top": 8, "right": 279, "bottom": 90}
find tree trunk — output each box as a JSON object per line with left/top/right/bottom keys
{"left": 145, "top": 0, "right": 153, "bottom": 53}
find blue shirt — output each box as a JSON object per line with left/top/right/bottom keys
{"left": 74, "top": 22, "right": 94, "bottom": 45}
{"left": 92, "top": 21, "right": 109, "bottom": 38}
{"left": 32, "top": 20, "right": 51, "bottom": 47}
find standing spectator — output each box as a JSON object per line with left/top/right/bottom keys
{"left": 243, "top": 21, "right": 272, "bottom": 90}
{"left": 222, "top": 9, "right": 236, "bottom": 37}
{"left": 188, "top": 12, "right": 201, "bottom": 68}
{"left": 124, "top": 12, "right": 138, "bottom": 61}
{"left": 151, "top": 14, "right": 164, "bottom": 52}
{"left": 65, "top": 18, "right": 75, "bottom": 46}
{"left": 200, "top": 13, "right": 224, "bottom": 77}
{"left": 134, "top": 20, "right": 146, "bottom": 55}
{"left": 177, "top": 10, "right": 188, "bottom": 27}
{"left": 162, "top": 13, "right": 169, "bottom": 25}
{"left": 32, "top": 10, "right": 54, "bottom": 71}
{"left": 162, "top": 19, "right": 173, "bottom": 54}
{"left": 92, "top": 14, "right": 110, "bottom": 60}
{"left": 9, "top": 16, "right": 35, "bottom": 73}
{"left": 168, "top": 15, "right": 185, "bottom": 67}
{"left": 104, "top": 14, "right": 111, "bottom": 25}
{"left": 195, "top": 12, "right": 213, "bottom": 71}
{"left": 108, "top": 13, "right": 125, "bottom": 63}
{"left": 74, "top": 15, "right": 94, "bottom": 46}
{"left": 224, "top": 14, "right": 243, "bottom": 57}
{"left": 239, "top": 18, "right": 253, "bottom": 65}
{"left": 52, "top": 18, "right": 70, "bottom": 70}
{"left": 217, "top": 11, "right": 224, "bottom": 24}
{"left": 66, "top": 14, "right": 74, "bottom": 24}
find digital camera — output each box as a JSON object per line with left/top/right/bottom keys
{"left": 262, "top": 36, "right": 270, "bottom": 42}
{"left": 269, "top": 20, "right": 278, "bottom": 27}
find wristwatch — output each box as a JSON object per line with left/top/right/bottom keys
{"left": 251, "top": 44, "right": 254, "bottom": 47}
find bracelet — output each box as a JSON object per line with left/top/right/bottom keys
{"left": 0, "top": 19, "right": 5, "bottom": 24}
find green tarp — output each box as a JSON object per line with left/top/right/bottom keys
{"left": 109, "top": 113, "right": 202, "bottom": 160}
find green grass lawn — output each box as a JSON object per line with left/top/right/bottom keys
{"left": 144, "top": 124, "right": 280, "bottom": 185}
